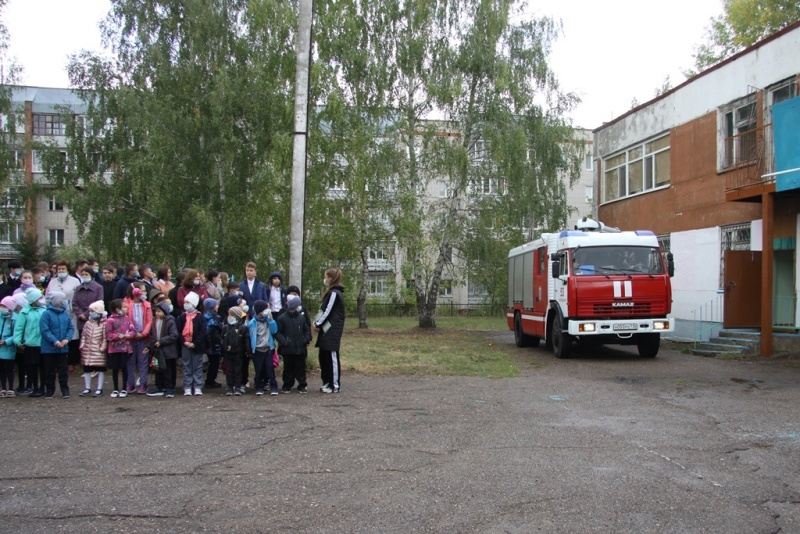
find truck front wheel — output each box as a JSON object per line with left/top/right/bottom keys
{"left": 552, "top": 318, "right": 572, "bottom": 359}
{"left": 637, "top": 333, "right": 660, "bottom": 358}
{"left": 514, "top": 314, "right": 540, "bottom": 348}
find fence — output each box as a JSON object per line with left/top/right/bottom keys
{"left": 344, "top": 301, "right": 506, "bottom": 317}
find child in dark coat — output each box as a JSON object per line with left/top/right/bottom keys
{"left": 146, "top": 301, "right": 180, "bottom": 398}
{"left": 221, "top": 306, "right": 249, "bottom": 395}
{"left": 275, "top": 295, "right": 312, "bottom": 393}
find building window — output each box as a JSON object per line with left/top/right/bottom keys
{"left": 770, "top": 81, "right": 796, "bottom": 107}
{"left": 48, "top": 195, "right": 64, "bottom": 211}
{"left": 33, "top": 114, "right": 67, "bottom": 136}
{"left": 602, "top": 134, "right": 670, "bottom": 203}
{"left": 368, "top": 274, "right": 388, "bottom": 296}
{"left": 10, "top": 150, "right": 25, "bottom": 171}
{"left": 438, "top": 279, "right": 452, "bottom": 297}
{"left": 0, "top": 188, "right": 22, "bottom": 209}
{"left": 657, "top": 234, "right": 671, "bottom": 271}
{"left": 369, "top": 244, "right": 392, "bottom": 261}
{"left": 438, "top": 181, "right": 449, "bottom": 198}
{"left": 477, "top": 177, "right": 505, "bottom": 196}
{"left": 470, "top": 139, "right": 488, "bottom": 161}
{"left": 584, "top": 153, "right": 593, "bottom": 170}
{"left": 49, "top": 229, "right": 65, "bottom": 247}
{"left": 719, "top": 223, "right": 751, "bottom": 287}
{"left": 720, "top": 98, "right": 757, "bottom": 169}
{"left": 0, "top": 221, "right": 25, "bottom": 244}
{"left": 584, "top": 185, "right": 593, "bottom": 204}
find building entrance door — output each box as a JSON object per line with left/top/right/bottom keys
{"left": 773, "top": 249, "right": 796, "bottom": 328}
{"left": 723, "top": 250, "right": 762, "bottom": 328}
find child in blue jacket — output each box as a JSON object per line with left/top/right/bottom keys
{"left": 247, "top": 300, "right": 278, "bottom": 396}
{"left": 39, "top": 292, "right": 74, "bottom": 399}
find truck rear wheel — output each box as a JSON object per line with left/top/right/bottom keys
{"left": 552, "top": 318, "right": 572, "bottom": 359}
{"left": 637, "top": 333, "right": 660, "bottom": 358}
{"left": 514, "top": 314, "right": 539, "bottom": 348}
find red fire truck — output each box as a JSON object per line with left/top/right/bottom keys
{"left": 507, "top": 218, "right": 674, "bottom": 358}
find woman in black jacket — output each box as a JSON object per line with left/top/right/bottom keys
{"left": 313, "top": 268, "right": 345, "bottom": 393}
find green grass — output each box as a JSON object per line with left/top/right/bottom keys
{"left": 333, "top": 317, "right": 519, "bottom": 378}
{"left": 347, "top": 315, "right": 509, "bottom": 331}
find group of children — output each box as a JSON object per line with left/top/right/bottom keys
{"left": 0, "top": 271, "right": 319, "bottom": 399}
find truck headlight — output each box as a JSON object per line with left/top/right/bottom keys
{"left": 579, "top": 323, "right": 596, "bottom": 332}
{"left": 653, "top": 321, "right": 669, "bottom": 330}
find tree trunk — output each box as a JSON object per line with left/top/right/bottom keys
{"left": 357, "top": 248, "right": 369, "bottom": 329}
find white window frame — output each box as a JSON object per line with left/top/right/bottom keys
{"left": 602, "top": 133, "right": 670, "bottom": 204}
{"left": 719, "top": 96, "right": 757, "bottom": 170}
{"left": 49, "top": 228, "right": 65, "bottom": 247}
{"left": 584, "top": 185, "right": 594, "bottom": 204}
{"left": 438, "top": 180, "right": 449, "bottom": 198}
{"left": 0, "top": 221, "right": 25, "bottom": 244}
{"left": 48, "top": 195, "right": 64, "bottom": 212}
{"left": 368, "top": 274, "right": 388, "bottom": 296}
{"left": 438, "top": 279, "right": 453, "bottom": 297}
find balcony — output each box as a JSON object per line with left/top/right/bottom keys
{"left": 723, "top": 124, "right": 775, "bottom": 201}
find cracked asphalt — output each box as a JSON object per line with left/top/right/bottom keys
{"left": 1, "top": 335, "right": 799, "bottom": 533}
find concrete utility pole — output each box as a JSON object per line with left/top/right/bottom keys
{"left": 289, "top": 0, "right": 314, "bottom": 293}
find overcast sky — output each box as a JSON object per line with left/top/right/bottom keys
{"left": 5, "top": 0, "right": 723, "bottom": 129}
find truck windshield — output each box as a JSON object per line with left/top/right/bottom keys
{"left": 571, "top": 246, "right": 664, "bottom": 275}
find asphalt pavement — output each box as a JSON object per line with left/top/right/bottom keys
{"left": 1, "top": 336, "right": 798, "bottom": 533}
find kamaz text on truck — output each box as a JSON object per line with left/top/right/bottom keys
{"left": 507, "top": 218, "right": 675, "bottom": 358}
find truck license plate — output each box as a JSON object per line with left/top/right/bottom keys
{"left": 613, "top": 323, "right": 638, "bottom": 331}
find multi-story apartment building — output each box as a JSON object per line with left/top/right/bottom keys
{"left": 1, "top": 86, "right": 84, "bottom": 262}
{"left": 363, "top": 127, "right": 595, "bottom": 305}
{"left": 594, "top": 22, "right": 800, "bottom": 355}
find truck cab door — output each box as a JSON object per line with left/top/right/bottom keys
{"left": 552, "top": 251, "right": 569, "bottom": 317}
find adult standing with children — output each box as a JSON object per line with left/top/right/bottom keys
{"left": 313, "top": 268, "right": 345, "bottom": 394}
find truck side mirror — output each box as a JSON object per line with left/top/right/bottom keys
{"left": 551, "top": 260, "right": 560, "bottom": 278}
{"left": 667, "top": 252, "right": 675, "bottom": 277}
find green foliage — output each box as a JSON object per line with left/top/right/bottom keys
{"left": 44, "top": 0, "right": 297, "bottom": 272}
{"left": 0, "top": 0, "right": 23, "bottom": 192}
{"left": 13, "top": 232, "right": 41, "bottom": 268}
{"left": 691, "top": 0, "right": 800, "bottom": 73}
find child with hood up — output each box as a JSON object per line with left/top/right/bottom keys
{"left": 0, "top": 296, "right": 18, "bottom": 396}
{"left": 105, "top": 298, "right": 134, "bottom": 398}
{"left": 39, "top": 291, "right": 74, "bottom": 399}
{"left": 247, "top": 300, "right": 278, "bottom": 396}
{"left": 145, "top": 301, "right": 180, "bottom": 398}
{"left": 275, "top": 295, "right": 312, "bottom": 393}
{"left": 13, "top": 288, "right": 47, "bottom": 397}
{"left": 79, "top": 300, "right": 107, "bottom": 397}
{"left": 221, "top": 305, "right": 248, "bottom": 396}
